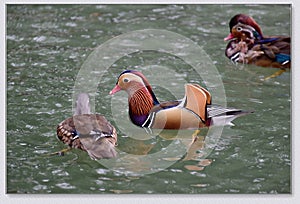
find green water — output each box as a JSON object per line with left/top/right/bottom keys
{"left": 6, "top": 4, "right": 291, "bottom": 194}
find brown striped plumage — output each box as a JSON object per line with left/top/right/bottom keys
{"left": 129, "top": 88, "right": 153, "bottom": 116}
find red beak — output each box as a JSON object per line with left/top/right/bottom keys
{"left": 224, "top": 33, "right": 235, "bottom": 41}
{"left": 109, "top": 84, "right": 121, "bottom": 95}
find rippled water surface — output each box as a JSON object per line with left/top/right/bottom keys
{"left": 6, "top": 4, "right": 291, "bottom": 194}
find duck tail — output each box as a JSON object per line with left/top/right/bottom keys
{"left": 208, "top": 106, "right": 253, "bottom": 126}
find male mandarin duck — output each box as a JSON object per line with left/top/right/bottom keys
{"left": 224, "top": 14, "right": 290, "bottom": 71}
{"left": 56, "top": 93, "right": 117, "bottom": 159}
{"left": 109, "top": 70, "right": 250, "bottom": 130}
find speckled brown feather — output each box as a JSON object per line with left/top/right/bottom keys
{"left": 57, "top": 117, "right": 85, "bottom": 150}
{"left": 56, "top": 114, "right": 117, "bottom": 159}
{"left": 56, "top": 114, "right": 117, "bottom": 150}
{"left": 56, "top": 93, "right": 118, "bottom": 159}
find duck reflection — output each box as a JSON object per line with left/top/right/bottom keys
{"left": 98, "top": 127, "right": 217, "bottom": 175}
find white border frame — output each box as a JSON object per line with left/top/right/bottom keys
{"left": 2, "top": 1, "right": 299, "bottom": 203}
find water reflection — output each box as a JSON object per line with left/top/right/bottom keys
{"left": 97, "top": 127, "right": 216, "bottom": 176}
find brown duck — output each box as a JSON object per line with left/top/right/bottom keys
{"left": 56, "top": 93, "right": 117, "bottom": 159}
{"left": 224, "top": 14, "right": 290, "bottom": 69}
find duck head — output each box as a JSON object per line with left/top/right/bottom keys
{"left": 224, "top": 14, "right": 264, "bottom": 41}
{"left": 110, "top": 70, "right": 153, "bottom": 97}
{"left": 110, "top": 70, "right": 159, "bottom": 126}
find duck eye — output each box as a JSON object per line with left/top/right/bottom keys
{"left": 237, "top": 27, "right": 242, "bottom": 31}
{"left": 123, "top": 78, "right": 129, "bottom": 83}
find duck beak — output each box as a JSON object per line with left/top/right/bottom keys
{"left": 109, "top": 84, "right": 121, "bottom": 95}
{"left": 224, "top": 33, "right": 234, "bottom": 41}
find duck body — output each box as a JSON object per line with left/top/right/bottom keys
{"left": 224, "top": 14, "right": 290, "bottom": 68}
{"left": 56, "top": 93, "right": 117, "bottom": 159}
{"left": 110, "top": 70, "right": 250, "bottom": 130}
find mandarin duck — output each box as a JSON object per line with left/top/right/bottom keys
{"left": 224, "top": 14, "right": 290, "bottom": 72}
{"left": 109, "top": 70, "right": 250, "bottom": 130}
{"left": 56, "top": 93, "right": 117, "bottom": 159}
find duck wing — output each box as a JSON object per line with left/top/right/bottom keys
{"left": 73, "top": 114, "right": 117, "bottom": 160}
{"left": 254, "top": 36, "right": 290, "bottom": 67}
{"left": 57, "top": 114, "right": 117, "bottom": 160}
{"left": 150, "top": 100, "right": 181, "bottom": 113}
{"left": 79, "top": 135, "right": 117, "bottom": 160}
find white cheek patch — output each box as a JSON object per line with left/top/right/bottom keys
{"left": 123, "top": 73, "right": 145, "bottom": 85}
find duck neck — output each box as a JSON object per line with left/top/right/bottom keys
{"left": 128, "top": 86, "right": 159, "bottom": 126}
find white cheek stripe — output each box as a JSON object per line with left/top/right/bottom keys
{"left": 123, "top": 73, "right": 146, "bottom": 85}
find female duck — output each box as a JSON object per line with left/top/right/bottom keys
{"left": 56, "top": 93, "right": 117, "bottom": 159}
{"left": 224, "top": 14, "right": 290, "bottom": 69}
{"left": 110, "top": 70, "right": 250, "bottom": 130}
